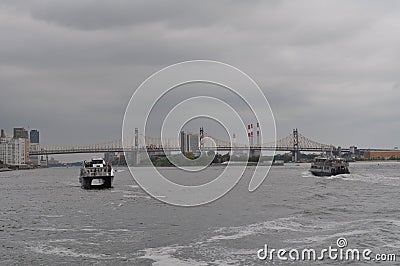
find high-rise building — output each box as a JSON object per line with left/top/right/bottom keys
{"left": 180, "top": 131, "right": 199, "bottom": 154}
{"left": 29, "top": 143, "right": 40, "bottom": 166}
{"left": 28, "top": 129, "right": 40, "bottom": 165}
{"left": 13, "top": 128, "right": 28, "bottom": 139}
{"left": 187, "top": 133, "right": 199, "bottom": 153}
{"left": 13, "top": 127, "right": 30, "bottom": 163}
{"left": 180, "top": 131, "right": 186, "bottom": 154}
{"left": 30, "top": 129, "right": 39, "bottom": 144}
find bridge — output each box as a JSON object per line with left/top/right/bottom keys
{"left": 29, "top": 129, "right": 359, "bottom": 162}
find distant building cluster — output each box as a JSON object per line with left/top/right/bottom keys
{"left": 362, "top": 150, "right": 400, "bottom": 160}
{"left": 0, "top": 127, "right": 41, "bottom": 166}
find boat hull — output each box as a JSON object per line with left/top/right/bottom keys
{"left": 310, "top": 169, "right": 349, "bottom": 177}
{"left": 79, "top": 175, "right": 114, "bottom": 189}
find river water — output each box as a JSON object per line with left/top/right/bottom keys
{"left": 0, "top": 162, "right": 399, "bottom": 265}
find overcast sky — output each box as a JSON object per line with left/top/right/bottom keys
{"left": 1, "top": 0, "right": 400, "bottom": 152}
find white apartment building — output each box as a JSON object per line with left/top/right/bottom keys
{"left": 0, "top": 137, "right": 26, "bottom": 165}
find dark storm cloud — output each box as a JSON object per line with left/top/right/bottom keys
{"left": 28, "top": 1, "right": 226, "bottom": 30}
{"left": 0, "top": 0, "right": 400, "bottom": 149}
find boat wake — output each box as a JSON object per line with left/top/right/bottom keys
{"left": 137, "top": 213, "right": 400, "bottom": 265}
{"left": 303, "top": 170, "right": 400, "bottom": 186}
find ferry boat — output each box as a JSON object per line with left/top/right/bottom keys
{"left": 310, "top": 156, "right": 349, "bottom": 176}
{"left": 79, "top": 158, "right": 114, "bottom": 189}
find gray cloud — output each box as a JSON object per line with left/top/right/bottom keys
{"left": 0, "top": 0, "right": 400, "bottom": 151}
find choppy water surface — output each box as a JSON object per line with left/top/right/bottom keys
{"left": 0, "top": 162, "right": 399, "bottom": 265}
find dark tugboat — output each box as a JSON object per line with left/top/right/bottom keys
{"left": 310, "top": 156, "right": 349, "bottom": 176}
{"left": 79, "top": 158, "right": 114, "bottom": 189}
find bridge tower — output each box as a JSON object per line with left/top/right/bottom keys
{"left": 199, "top": 127, "right": 204, "bottom": 151}
{"left": 292, "top": 128, "right": 300, "bottom": 162}
{"left": 135, "top": 128, "right": 139, "bottom": 148}
{"left": 256, "top": 122, "right": 260, "bottom": 147}
{"left": 132, "top": 128, "right": 140, "bottom": 166}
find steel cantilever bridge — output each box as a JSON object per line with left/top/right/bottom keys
{"left": 30, "top": 129, "right": 347, "bottom": 160}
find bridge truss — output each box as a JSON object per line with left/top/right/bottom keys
{"left": 29, "top": 129, "right": 339, "bottom": 156}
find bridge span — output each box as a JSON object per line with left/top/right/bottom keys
{"left": 29, "top": 129, "right": 372, "bottom": 163}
